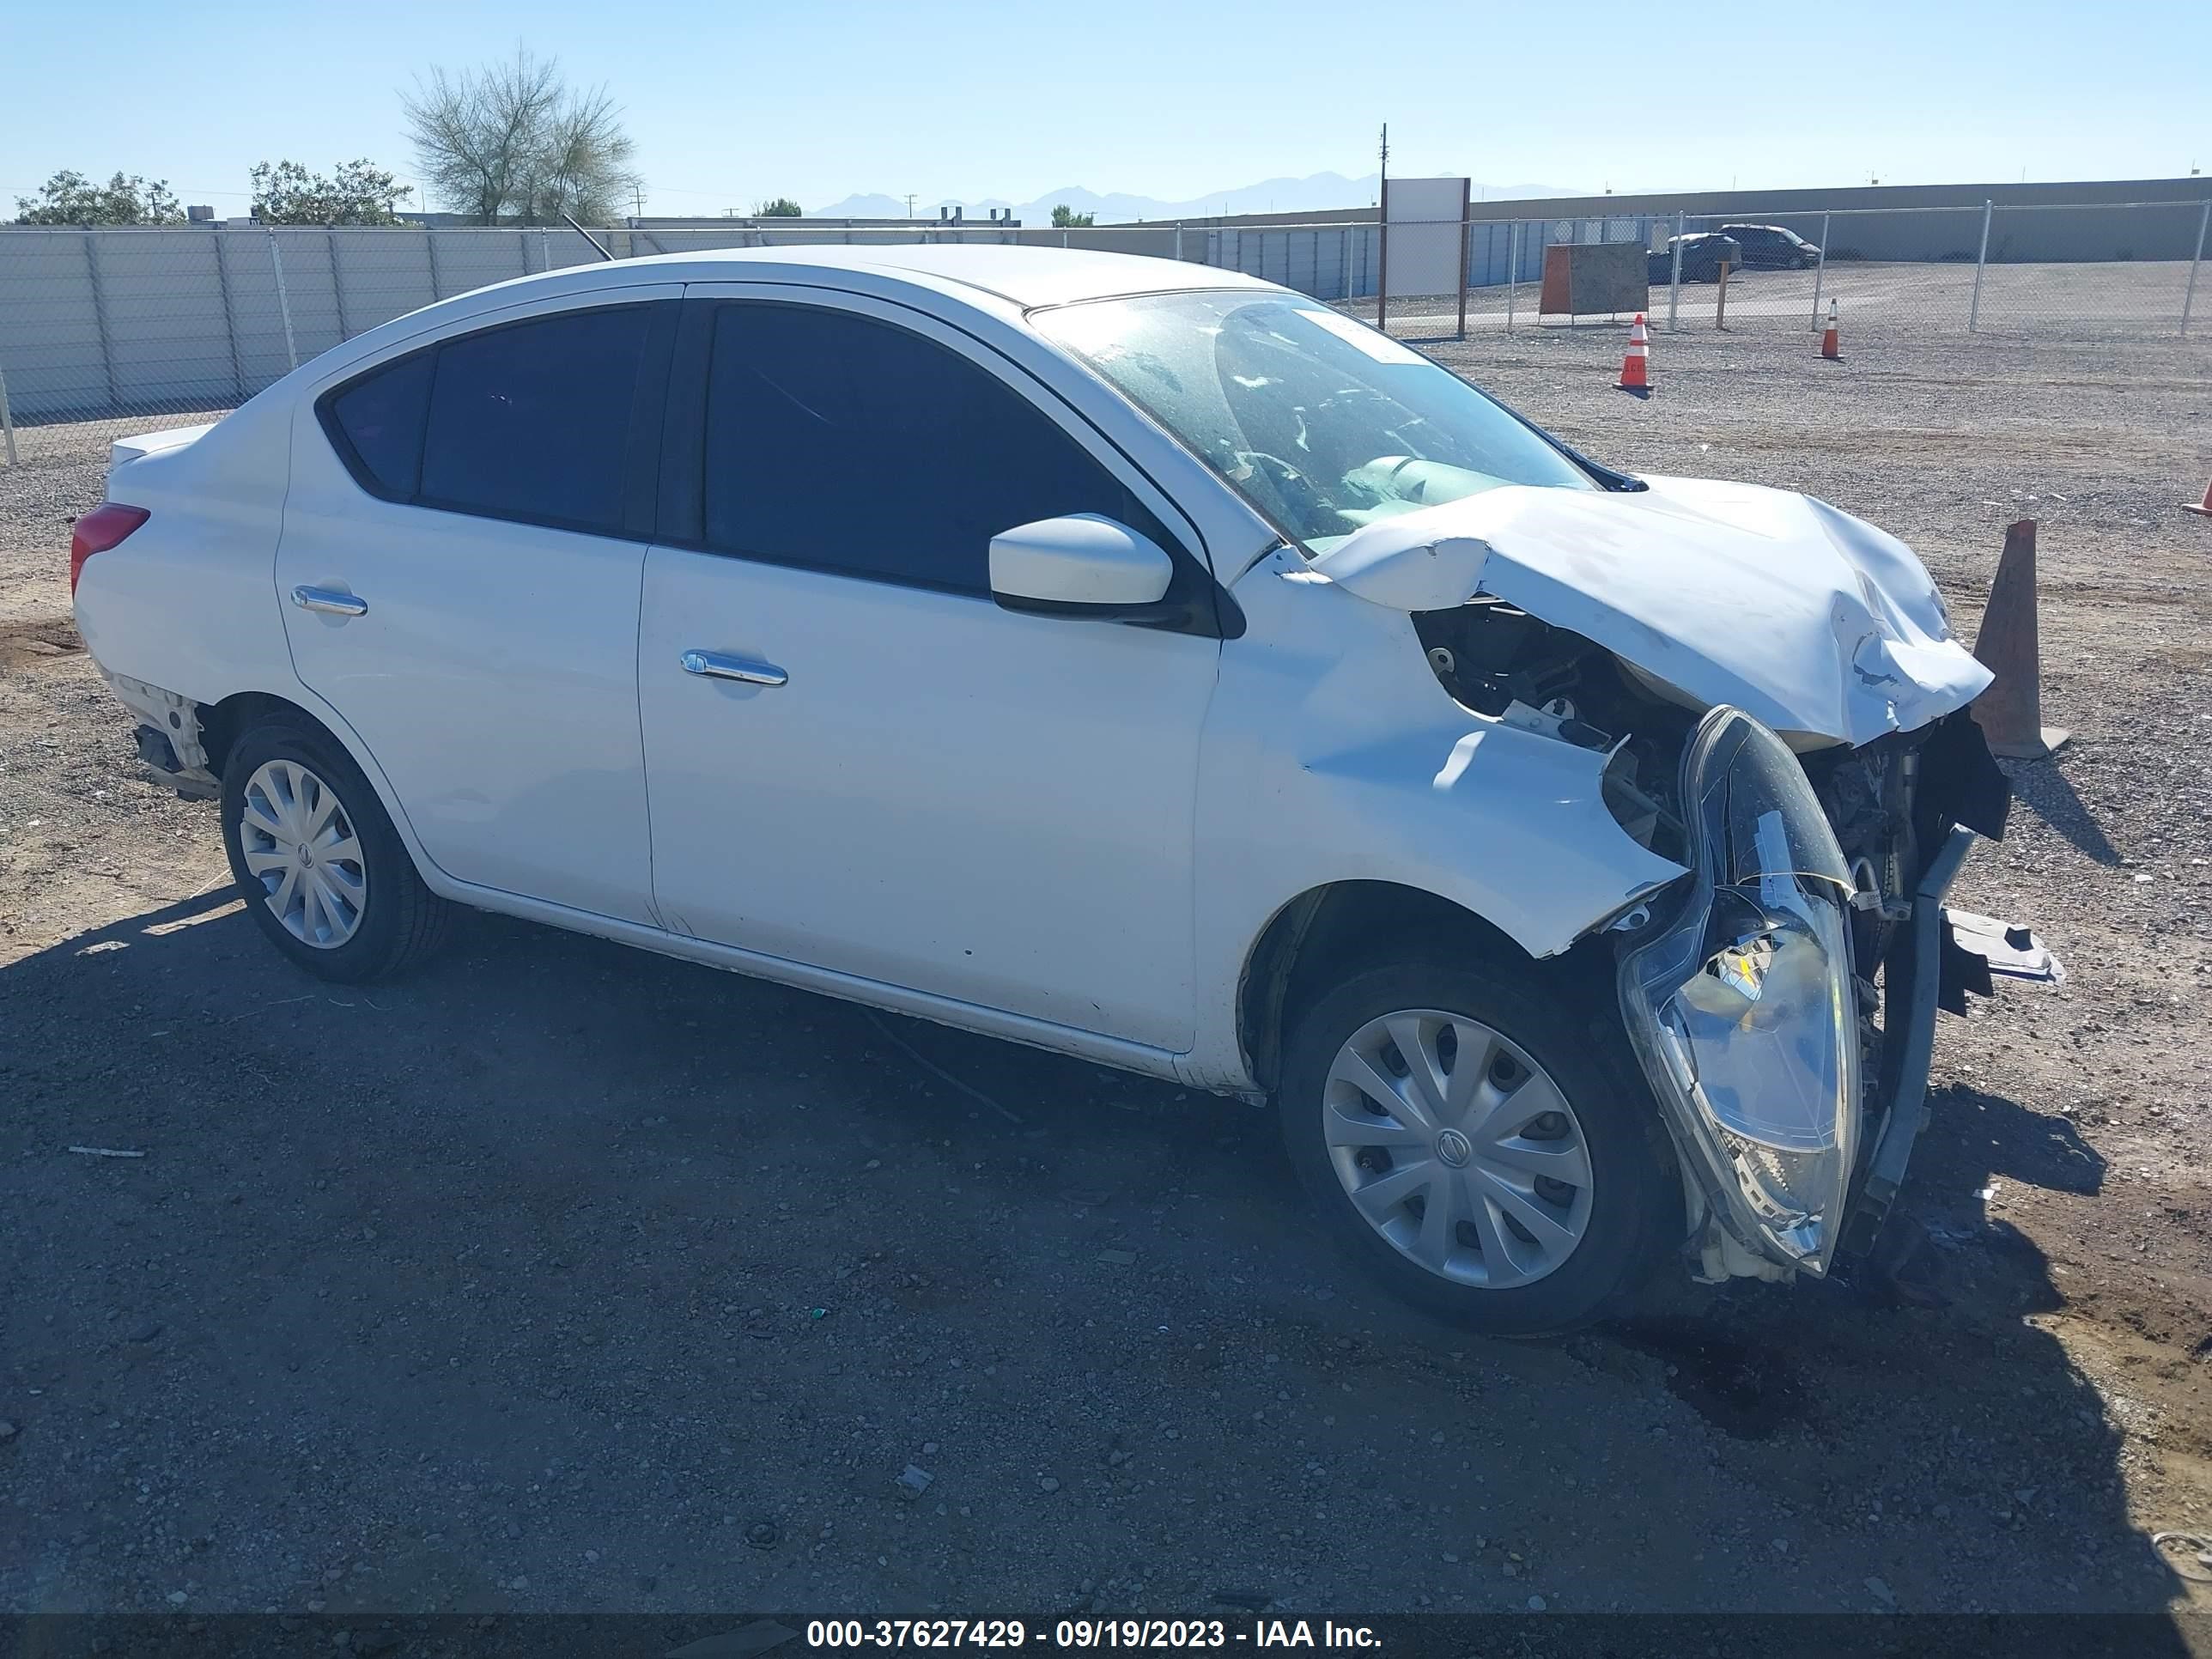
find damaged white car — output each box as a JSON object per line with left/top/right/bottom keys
{"left": 70, "top": 246, "right": 2059, "bottom": 1332}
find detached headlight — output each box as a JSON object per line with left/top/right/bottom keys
{"left": 1619, "top": 708, "right": 1861, "bottom": 1273}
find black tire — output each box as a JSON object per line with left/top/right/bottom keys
{"left": 1279, "top": 954, "right": 1678, "bottom": 1336}
{"left": 220, "top": 717, "right": 452, "bottom": 983}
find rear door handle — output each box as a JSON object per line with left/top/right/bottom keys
{"left": 680, "top": 649, "right": 787, "bottom": 687}
{"left": 292, "top": 585, "right": 368, "bottom": 617}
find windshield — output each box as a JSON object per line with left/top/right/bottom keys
{"left": 1030, "top": 290, "right": 1595, "bottom": 553}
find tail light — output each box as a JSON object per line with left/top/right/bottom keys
{"left": 69, "top": 503, "right": 150, "bottom": 594}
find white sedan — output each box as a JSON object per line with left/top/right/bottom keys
{"left": 70, "top": 245, "right": 2050, "bottom": 1332}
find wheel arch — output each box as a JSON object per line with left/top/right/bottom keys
{"left": 200, "top": 690, "right": 342, "bottom": 779}
{"left": 1236, "top": 880, "right": 1610, "bottom": 1096}
{"left": 198, "top": 688, "right": 443, "bottom": 891}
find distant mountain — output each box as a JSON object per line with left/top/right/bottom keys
{"left": 808, "top": 172, "right": 1581, "bottom": 224}
{"left": 803, "top": 191, "right": 1018, "bottom": 219}
{"left": 815, "top": 192, "right": 909, "bottom": 219}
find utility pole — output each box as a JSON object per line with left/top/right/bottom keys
{"left": 631, "top": 182, "right": 644, "bottom": 224}
{"left": 903, "top": 193, "right": 917, "bottom": 219}
{"left": 1376, "top": 122, "right": 1390, "bottom": 333}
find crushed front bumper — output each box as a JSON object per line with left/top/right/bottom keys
{"left": 1838, "top": 826, "right": 2063, "bottom": 1256}
{"left": 1838, "top": 828, "right": 1967, "bottom": 1255}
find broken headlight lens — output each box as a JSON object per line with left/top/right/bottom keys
{"left": 1620, "top": 708, "right": 1861, "bottom": 1273}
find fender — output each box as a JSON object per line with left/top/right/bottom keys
{"left": 1178, "top": 548, "right": 1686, "bottom": 1092}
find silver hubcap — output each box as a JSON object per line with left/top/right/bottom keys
{"left": 1324, "top": 1008, "right": 1594, "bottom": 1289}
{"left": 238, "top": 758, "right": 368, "bottom": 949}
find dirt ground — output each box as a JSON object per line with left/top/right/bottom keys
{"left": 4, "top": 313, "right": 2212, "bottom": 1638}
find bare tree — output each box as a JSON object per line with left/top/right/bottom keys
{"left": 402, "top": 49, "right": 639, "bottom": 225}
{"left": 402, "top": 52, "right": 550, "bottom": 224}
{"left": 520, "top": 82, "right": 639, "bottom": 224}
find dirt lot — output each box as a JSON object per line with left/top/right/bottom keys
{"left": 4, "top": 316, "right": 2212, "bottom": 1637}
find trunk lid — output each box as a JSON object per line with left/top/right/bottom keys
{"left": 107, "top": 422, "right": 217, "bottom": 473}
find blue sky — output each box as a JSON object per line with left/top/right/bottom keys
{"left": 7, "top": 0, "right": 2205, "bottom": 216}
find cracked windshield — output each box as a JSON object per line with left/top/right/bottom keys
{"left": 1033, "top": 290, "right": 1593, "bottom": 552}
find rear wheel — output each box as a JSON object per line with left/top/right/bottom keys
{"left": 220, "top": 719, "right": 451, "bottom": 982}
{"left": 1279, "top": 955, "right": 1676, "bottom": 1334}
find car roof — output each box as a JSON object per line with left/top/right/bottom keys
{"left": 307, "top": 242, "right": 1285, "bottom": 409}
{"left": 605, "top": 241, "right": 1273, "bottom": 310}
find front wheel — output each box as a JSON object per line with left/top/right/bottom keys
{"left": 1279, "top": 957, "right": 1678, "bottom": 1334}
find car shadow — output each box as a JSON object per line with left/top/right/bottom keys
{"left": 1604, "top": 1055, "right": 2183, "bottom": 1626}
{"left": 2004, "top": 753, "right": 2122, "bottom": 866}
{"left": 0, "top": 894, "right": 2190, "bottom": 1628}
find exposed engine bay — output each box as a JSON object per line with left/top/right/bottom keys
{"left": 1413, "top": 598, "right": 1698, "bottom": 861}
{"left": 1412, "top": 596, "right": 2008, "bottom": 963}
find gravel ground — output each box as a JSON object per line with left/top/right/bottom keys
{"left": 3, "top": 315, "right": 2212, "bottom": 1632}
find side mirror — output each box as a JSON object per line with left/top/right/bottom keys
{"left": 988, "top": 514, "right": 1175, "bottom": 616}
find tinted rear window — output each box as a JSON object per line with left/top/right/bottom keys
{"left": 417, "top": 307, "right": 653, "bottom": 534}
{"left": 326, "top": 351, "right": 432, "bottom": 498}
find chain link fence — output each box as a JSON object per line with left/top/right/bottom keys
{"left": 1621, "top": 199, "right": 2212, "bottom": 343}
{"left": 0, "top": 222, "right": 1197, "bottom": 459}
{"left": 3, "top": 201, "right": 2207, "bottom": 460}
{"left": 1340, "top": 198, "right": 2211, "bottom": 343}
{"left": 0, "top": 225, "right": 617, "bottom": 463}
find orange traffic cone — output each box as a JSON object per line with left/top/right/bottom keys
{"left": 2185, "top": 478, "right": 2212, "bottom": 518}
{"left": 1970, "top": 520, "right": 2069, "bottom": 760}
{"left": 1617, "top": 313, "right": 1650, "bottom": 392}
{"left": 1820, "top": 299, "right": 1841, "bottom": 360}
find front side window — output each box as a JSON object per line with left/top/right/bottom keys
{"left": 699, "top": 303, "right": 1174, "bottom": 594}
{"left": 1031, "top": 292, "right": 1594, "bottom": 554}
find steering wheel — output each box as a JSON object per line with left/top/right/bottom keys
{"left": 1313, "top": 383, "right": 1395, "bottom": 419}
{"left": 1232, "top": 449, "right": 1333, "bottom": 520}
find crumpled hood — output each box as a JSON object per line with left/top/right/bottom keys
{"left": 1304, "top": 474, "right": 1991, "bottom": 746}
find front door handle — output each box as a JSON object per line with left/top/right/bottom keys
{"left": 680, "top": 649, "right": 787, "bottom": 687}
{"left": 292, "top": 585, "right": 368, "bottom": 617}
